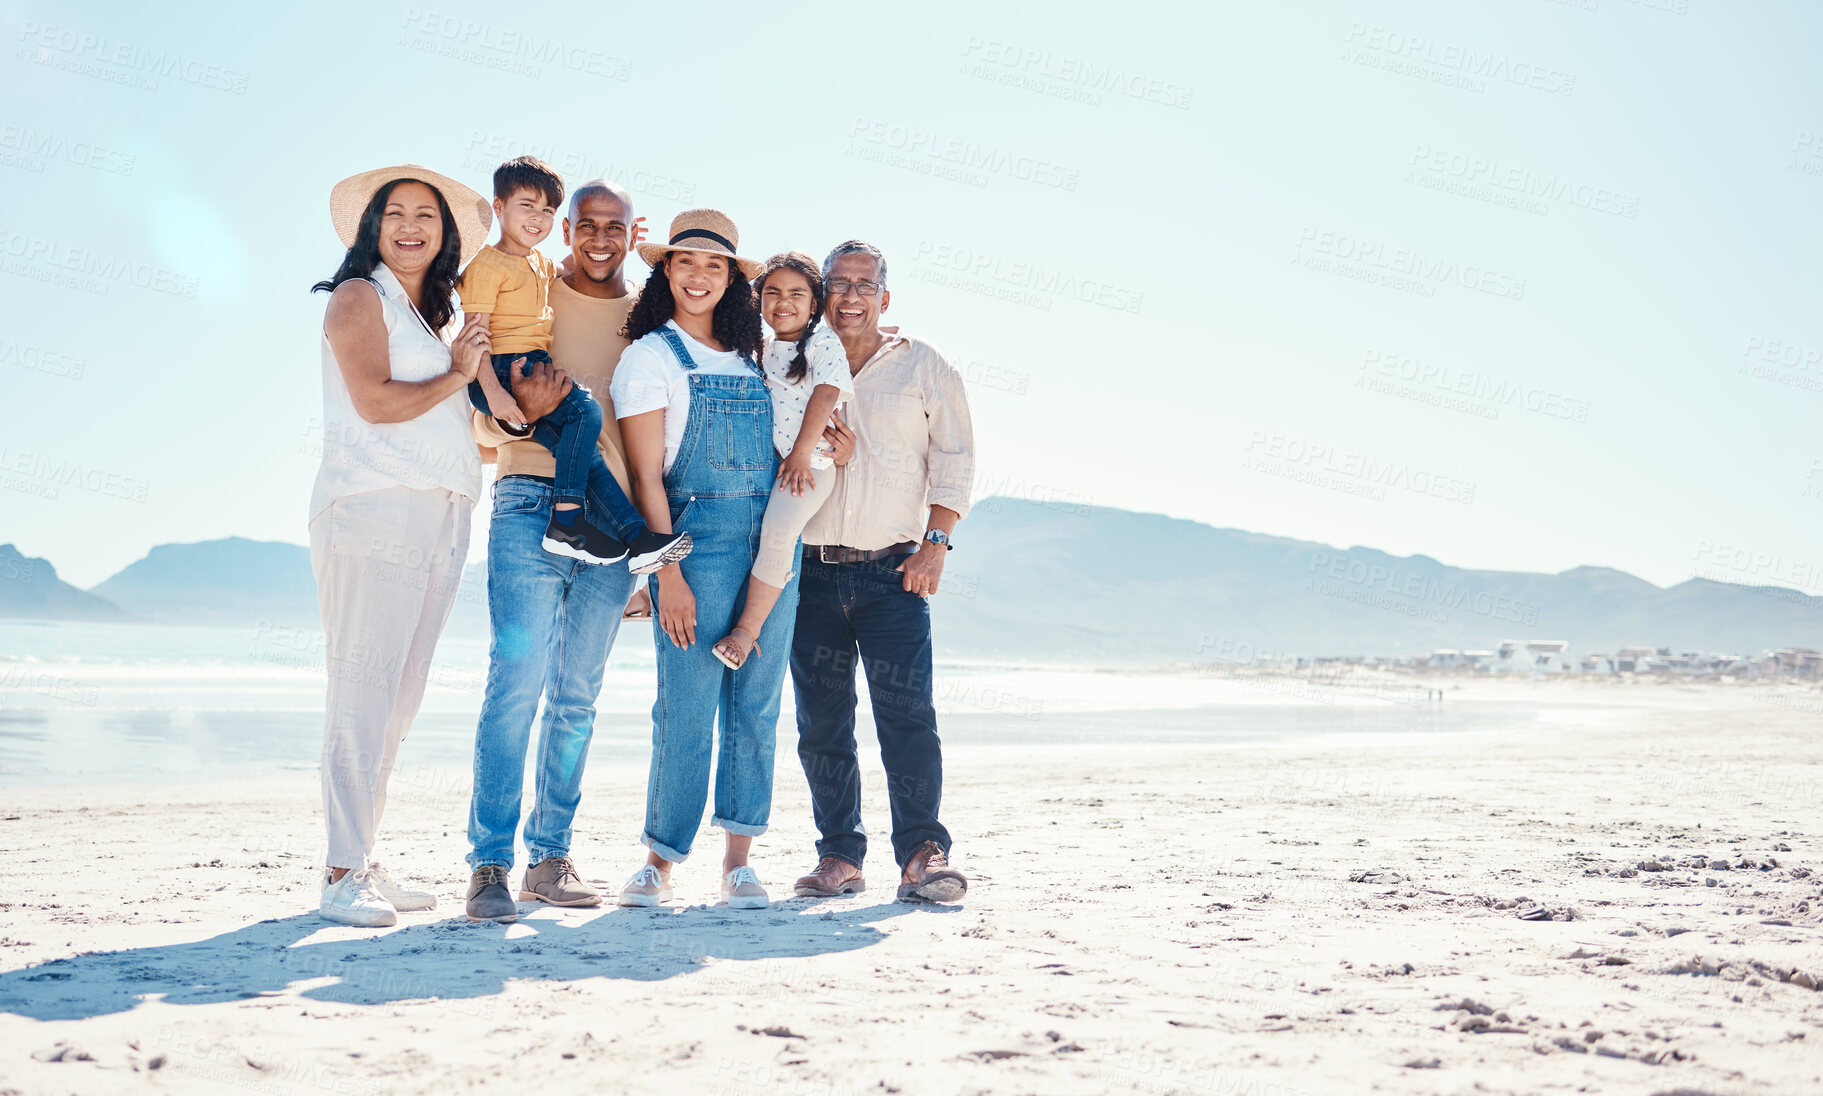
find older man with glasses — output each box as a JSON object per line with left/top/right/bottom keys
{"left": 788, "top": 239, "right": 976, "bottom": 904}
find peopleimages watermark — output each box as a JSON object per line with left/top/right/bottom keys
{"left": 0, "top": 337, "right": 85, "bottom": 381}
{"left": 957, "top": 36, "right": 1193, "bottom": 110}
{"left": 1242, "top": 430, "right": 1478, "bottom": 505}
{"left": 0, "top": 663, "right": 100, "bottom": 706}
{"left": 1357, "top": 349, "right": 1590, "bottom": 424}
{"left": 0, "top": 228, "right": 199, "bottom": 299}
{"left": 1691, "top": 539, "right": 1823, "bottom": 598}
{"left": 845, "top": 116, "right": 1080, "bottom": 191}
{"left": 15, "top": 21, "right": 249, "bottom": 94}
{"left": 1790, "top": 131, "right": 1823, "bottom": 179}
{"left": 953, "top": 355, "right": 1030, "bottom": 396}
{"left": 461, "top": 132, "right": 696, "bottom": 203}
{"left": 1294, "top": 228, "right": 1526, "bottom": 302}
{"left": 973, "top": 469, "right": 1092, "bottom": 517}
{"left": 1406, "top": 144, "right": 1639, "bottom": 219}
{"left": 909, "top": 240, "right": 1143, "bottom": 314}
{"left": 1737, "top": 334, "right": 1823, "bottom": 394}
{"left": 1306, "top": 549, "right": 1542, "bottom": 626}
{"left": 398, "top": 9, "right": 630, "bottom": 81}
{"left": 0, "top": 123, "right": 135, "bottom": 177}
{"left": 1341, "top": 23, "right": 1577, "bottom": 97}
{"left": 0, "top": 446, "right": 149, "bottom": 503}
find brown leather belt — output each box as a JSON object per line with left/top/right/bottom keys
{"left": 806, "top": 542, "right": 918, "bottom": 564}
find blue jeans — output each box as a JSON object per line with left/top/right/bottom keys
{"left": 790, "top": 552, "right": 950, "bottom": 869}
{"left": 467, "top": 476, "right": 637, "bottom": 870}
{"left": 642, "top": 366, "right": 798, "bottom": 863}
{"left": 470, "top": 350, "right": 646, "bottom": 541}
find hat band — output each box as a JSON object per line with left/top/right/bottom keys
{"left": 670, "top": 227, "right": 735, "bottom": 252}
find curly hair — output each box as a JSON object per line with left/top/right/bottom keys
{"left": 757, "top": 251, "right": 826, "bottom": 383}
{"left": 311, "top": 178, "right": 463, "bottom": 333}
{"left": 624, "top": 255, "right": 763, "bottom": 360}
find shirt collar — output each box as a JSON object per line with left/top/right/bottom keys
{"left": 370, "top": 261, "right": 408, "bottom": 301}
{"left": 857, "top": 326, "right": 907, "bottom": 372}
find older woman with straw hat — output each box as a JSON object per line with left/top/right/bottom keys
{"left": 609, "top": 209, "right": 799, "bottom": 910}
{"left": 307, "top": 164, "right": 492, "bottom": 926}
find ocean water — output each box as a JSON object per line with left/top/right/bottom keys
{"left": 0, "top": 621, "right": 1542, "bottom": 787}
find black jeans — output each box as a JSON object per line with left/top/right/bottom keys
{"left": 790, "top": 551, "right": 949, "bottom": 870}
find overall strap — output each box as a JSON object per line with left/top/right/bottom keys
{"left": 655, "top": 325, "right": 697, "bottom": 371}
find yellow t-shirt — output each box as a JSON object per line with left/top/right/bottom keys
{"left": 455, "top": 244, "right": 554, "bottom": 354}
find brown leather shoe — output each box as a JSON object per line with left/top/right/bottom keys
{"left": 793, "top": 856, "right": 865, "bottom": 897}
{"left": 897, "top": 840, "right": 967, "bottom": 903}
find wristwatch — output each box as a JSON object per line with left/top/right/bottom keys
{"left": 924, "top": 529, "right": 952, "bottom": 551}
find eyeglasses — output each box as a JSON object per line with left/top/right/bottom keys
{"left": 825, "top": 280, "right": 882, "bottom": 297}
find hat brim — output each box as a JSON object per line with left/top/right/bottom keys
{"left": 637, "top": 241, "right": 763, "bottom": 281}
{"left": 330, "top": 164, "right": 493, "bottom": 268}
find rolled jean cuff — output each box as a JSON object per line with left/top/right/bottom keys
{"left": 712, "top": 815, "right": 769, "bottom": 838}
{"left": 468, "top": 856, "right": 511, "bottom": 870}
{"left": 641, "top": 833, "right": 691, "bottom": 864}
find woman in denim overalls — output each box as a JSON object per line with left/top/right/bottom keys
{"left": 608, "top": 209, "right": 806, "bottom": 909}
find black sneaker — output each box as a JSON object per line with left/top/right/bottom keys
{"left": 627, "top": 530, "right": 693, "bottom": 575}
{"left": 541, "top": 516, "right": 628, "bottom": 566}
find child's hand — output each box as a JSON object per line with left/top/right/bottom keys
{"left": 479, "top": 368, "right": 528, "bottom": 427}
{"left": 777, "top": 451, "right": 816, "bottom": 497}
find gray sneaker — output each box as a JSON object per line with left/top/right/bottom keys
{"left": 465, "top": 865, "right": 519, "bottom": 923}
{"left": 519, "top": 856, "right": 602, "bottom": 907}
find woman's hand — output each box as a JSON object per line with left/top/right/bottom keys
{"left": 777, "top": 450, "right": 816, "bottom": 497}
{"left": 823, "top": 407, "right": 856, "bottom": 466}
{"left": 655, "top": 567, "right": 696, "bottom": 648}
{"left": 449, "top": 315, "right": 490, "bottom": 382}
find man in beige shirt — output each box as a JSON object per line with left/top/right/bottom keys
{"left": 790, "top": 239, "right": 976, "bottom": 905}
{"left": 462, "top": 180, "right": 651, "bottom": 922}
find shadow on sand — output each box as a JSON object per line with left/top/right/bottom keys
{"left": 1, "top": 898, "right": 952, "bottom": 1022}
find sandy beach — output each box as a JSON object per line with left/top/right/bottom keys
{"left": 2, "top": 677, "right": 1819, "bottom": 1095}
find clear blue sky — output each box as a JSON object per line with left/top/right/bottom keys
{"left": 2, "top": 0, "right": 1819, "bottom": 592}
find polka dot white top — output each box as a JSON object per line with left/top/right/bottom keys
{"left": 762, "top": 324, "right": 854, "bottom": 469}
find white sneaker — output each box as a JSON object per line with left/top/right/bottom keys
{"left": 365, "top": 862, "right": 437, "bottom": 912}
{"left": 618, "top": 864, "right": 674, "bottom": 907}
{"left": 320, "top": 867, "right": 398, "bottom": 927}
{"left": 720, "top": 865, "right": 769, "bottom": 910}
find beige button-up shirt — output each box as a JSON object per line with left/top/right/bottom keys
{"left": 802, "top": 327, "right": 975, "bottom": 551}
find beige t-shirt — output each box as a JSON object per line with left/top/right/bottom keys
{"left": 473, "top": 274, "right": 635, "bottom": 493}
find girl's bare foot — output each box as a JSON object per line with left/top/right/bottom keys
{"left": 711, "top": 626, "right": 761, "bottom": 670}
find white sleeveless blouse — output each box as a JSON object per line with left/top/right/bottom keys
{"left": 308, "top": 263, "right": 481, "bottom": 519}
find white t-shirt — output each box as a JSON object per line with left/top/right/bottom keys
{"left": 610, "top": 321, "right": 756, "bottom": 472}
{"left": 763, "top": 325, "right": 854, "bottom": 468}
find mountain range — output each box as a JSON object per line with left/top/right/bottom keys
{"left": 3, "top": 499, "right": 1819, "bottom": 662}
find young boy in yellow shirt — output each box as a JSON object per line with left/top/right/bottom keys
{"left": 458, "top": 157, "right": 689, "bottom": 572}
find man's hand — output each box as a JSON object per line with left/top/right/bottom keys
{"left": 622, "top": 585, "right": 652, "bottom": 620}
{"left": 509, "top": 358, "right": 574, "bottom": 423}
{"left": 897, "top": 544, "right": 945, "bottom": 597}
{"left": 823, "top": 407, "right": 856, "bottom": 466}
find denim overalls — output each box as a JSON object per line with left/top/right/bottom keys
{"left": 643, "top": 327, "right": 802, "bottom": 862}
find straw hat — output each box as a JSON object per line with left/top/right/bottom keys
{"left": 329, "top": 163, "right": 493, "bottom": 267}
{"left": 637, "top": 208, "right": 763, "bottom": 279}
